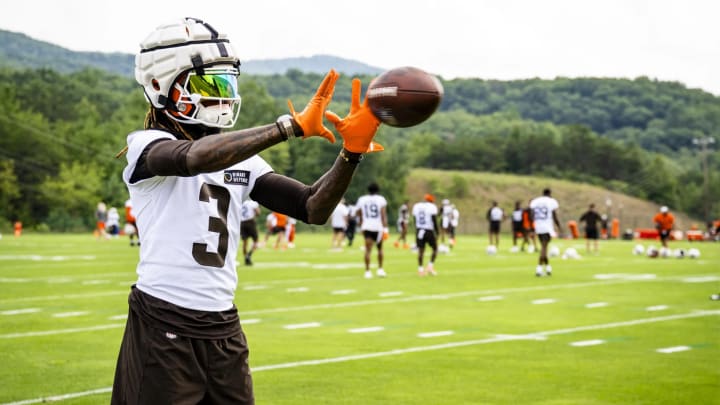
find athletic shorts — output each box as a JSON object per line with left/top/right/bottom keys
{"left": 512, "top": 221, "right": 524, "bottom": 234}
{"left": 332, "top": 227, "right": 345, "bottom": 233}
{"left": 363, "top": 230, "right": 382, "bottom": 246}
{"left": 585, "top": 228, "right": 599, "bottom": 240}
{"left": 415, "top": 229, "right": 437, "bottom": 250}
{"left": 489, "top": 221, "right": 501, "bottom": 233}
{"left": 538, "top": 233, "right": 552, "bottom": 244}
{"left": 271, "top": 226, "right": 286, "bottom": 235}
{"left": 240, "top": 220, "right": 258, "bottom": 241}
{"left": 659, "top": 229, "right": 671, "bottom": 241}
{"left": 112, "top": 289, "right": 253, "bottom": 405}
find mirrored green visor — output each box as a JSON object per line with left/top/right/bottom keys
{"left": 186, "top": 73, "right": 239, "bottom": 99}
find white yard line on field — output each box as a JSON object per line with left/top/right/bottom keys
{"left": 0, "top": 290, "right": 127, "bottom": 305}
{"left": 0, "top": 308, "right": 41, "bottom": 315}
{"left": 239, "top": 278, "right": 651, "bottom": 316}
{"left": 0, "top": 324, "right": 125, "bottom": 339}
{"left": 0, "top": 275, "right": 713, "bottom": 339}
{"left": 2, "top": 310, "right": 717, "bottom": 405}
{"left": 656, "top": 345, "right": 691, "bottom": 354}
{"left": 253, "top": 310, "right": 720, "bottom": 371}
{"left": 1, "top": 387, "right": 113, "bottom": 405}
{"left": 570, "top": 339, "right": 606, "bottom": 347}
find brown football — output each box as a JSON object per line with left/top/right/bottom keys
{"left": 366, "top": 66, "right": 443, "bottom": 128}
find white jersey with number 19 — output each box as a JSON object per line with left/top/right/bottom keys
{"left": 122, "top": 129, "right": 272, "bottom": 311}
{"left": 355, "top": 194, "right": 387, "bottom": 232}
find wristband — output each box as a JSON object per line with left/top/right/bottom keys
{"left": 339, "top": 149, "right": 363, "bottom": 164}
{"left": 276, "top": 114, "right": 295, "bottom": 141}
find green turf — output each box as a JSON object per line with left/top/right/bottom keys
{"left": 0, "top": 233, "right": 718, "bottom": 404}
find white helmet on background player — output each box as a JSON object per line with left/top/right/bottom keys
{"left": 135, "top": 17, "right": 241, "bottom": 128}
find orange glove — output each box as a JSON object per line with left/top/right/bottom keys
{"left": 287, "top": 69, "right": 339, "bottom": 143}
{"left": 325, "top": 78, "right": 383, "bottom": 154}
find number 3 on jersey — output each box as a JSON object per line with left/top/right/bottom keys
{"left": 192, "top": 183, "right": 230, "bottom": 268}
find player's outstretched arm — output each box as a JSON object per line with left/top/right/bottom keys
{"left": 249, "top": 148, "right": 362, "bottom": 225}
{"left": 176, "top": 70, "right": 340, "bottom": 174}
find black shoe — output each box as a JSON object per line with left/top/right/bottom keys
{"left": 245, "top": 255, "right": 252, "bottom": 266}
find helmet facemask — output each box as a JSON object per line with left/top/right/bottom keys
{"left": 167, "top": 65, "right": 242, "bottom": 128}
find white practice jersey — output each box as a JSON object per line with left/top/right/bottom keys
{"left": 330, "top": 203, "right": 349, "bottom": 228}
{"left": 512, "top": 209, "right": 523, "bottom": 222}
{"left": 346, "top": 204, "right": 356, "bottom": 220}
{"left": 412, "top": 201, "right": 438, "bottom": 231}
{"left": 530, "top": 195, "right": 559, "bottom": 235}
{"left": 356, "top": 194, "right": 387, "bottom": 232}
{"left": 398, "top": 204, "right": 409, "bottom": 223}
{"left": 122, "top": 129, "right": 272, "bottom": 311}
{"left": 240, "top": 200, "right": 260, "bottom": 222}
{"left": 451, "top": 208, "right": 460, "bottom": 227}
{"left": 489, "top": 206, "right": 504, "bottom": 221}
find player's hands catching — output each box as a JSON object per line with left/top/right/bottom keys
{"left": 288, "top": 69, "right": 339, "bottom": 143}
{"left": 325, "top": 78, "right": 383, "bottom": 154}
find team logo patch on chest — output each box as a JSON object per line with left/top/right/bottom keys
{"left": 223, "top": 170, "right": 250, "bottom": 185}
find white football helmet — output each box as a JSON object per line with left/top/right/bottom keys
{"left": 135, "top": 18, "right": 241, "bottom": 128}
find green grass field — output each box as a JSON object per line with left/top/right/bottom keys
{"left": 0, "top": 232, "right": 718, "bottom": 404}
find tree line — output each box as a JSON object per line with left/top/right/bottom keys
{"left": 0, "top": 67, "right": 717, "bottom": 232}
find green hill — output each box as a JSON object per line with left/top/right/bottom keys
{"left": 406, "top": 168, "right": 701, "bottom": 235}
{"left": 0, "top": 30, "right": 134, "bottom": 76}
{"left": 0, "top": 29, "right": 384, "bottom": 77}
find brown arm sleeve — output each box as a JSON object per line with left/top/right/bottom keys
{"left": 138, "top": 121, "right": 293, "bottom": 180}
{"left": 250, "top": 149, "right": 361, "bottom": 225}
{"left": 184, "top": 123, "right": 284, "bottom": 175}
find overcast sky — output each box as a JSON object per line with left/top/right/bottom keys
{"left": 2, "top": 0, "right": 718, "bottom": 94}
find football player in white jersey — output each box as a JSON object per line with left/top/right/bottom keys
{"left": 240, "top": 199, "right": 261, "bottom": 265}
{"left": 529, "top": 188, "right": 563, "bottom": 277}
{"left": 394, "top": 200, "right": 410, "bottom": 249}
{"left": 440, "top": 199, "right": 454, "bottom": 245}
{"left": 330, "top": 198, "right": 349, "bottom": 249}
{"left": 345, "top": 201, "right": 358, "bottom": 247}
{"left": 355, "top": 183, "right": 388, "bottom": 278}
{"left": 412, "top": 194, "right": 439, "bottom": 276}
{"left": 113, "top": 18, "right": 384, "bottom": 405}
{"left": 486, "top": 200, "right": 504, "bottom": 247}
{"left": 511, "top": 200, "right": 524, "bottom": 250}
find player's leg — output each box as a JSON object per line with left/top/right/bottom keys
{"left": 536, "top": 233, "right": 550, "bottom": 276}
{"left": 363, "top": 232, "right": 373, "bottom": 278}
{"left": 246, "top": 234, "right": 258, "bottom": 265}
{"left": 376, "top": 239, "right": 386, "bottom": 277}
{"left": 416, "top": 230, "right": 426, "bottom": 275}
{"left": 204, "top": 333, "right": 254, "bottom": 404}
{"left": 112, "top": 305, "right": 205, "bottom": 405}
{"left": 426, "top": 231, "right": 438, "bottom": 275}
